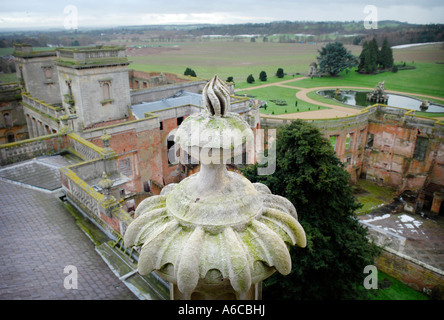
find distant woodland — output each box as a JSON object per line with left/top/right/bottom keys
{"left": 0, "top": 20, "right": 443, "bottom": 48}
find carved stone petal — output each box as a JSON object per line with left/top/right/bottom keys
{"left": 134, "top": 195, "right": 166, "bottom": 218}
{"left": 247, "top": 220, "right": 292, "bottom": 275}
{"left": 223, "top": 227, "right": 252, "bottom": 293}
{"left": 260, "top": 208, "right": 306, "bottom": 248}
{"left": 160, "top": 183, "right": 177, "bottom": 196}
{"left": 262, "top": 193, "right": 298, "bottom": 219}
{"left": 252, "top": 182, "right": 272, "bottom": 194}
{"left": 123, "top": 207, "right": 168, "bottom": 247}
{"left": 176, "top": 227, "right": 205, "bottom": 294}
{"left": 138, "top": 220, "right": 179, "bottom": 275}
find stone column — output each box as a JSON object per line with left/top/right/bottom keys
{"left": 124, "top": 76, "right": 306, "bottom": 300}
{"left": 25, "top": 114, "right": 34, "bottom": 138}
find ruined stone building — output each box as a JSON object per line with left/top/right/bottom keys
{"left": 1, "top": 43, "right": 443, "bottom": 242}
{"left": 0, "top": 44, "right": 257, "bottom": 236}
{"left": 1, "top": 44, "right": 443, "bottom": 299}
{"left": 261, "top": 106, "right": 444, "bottom": 217}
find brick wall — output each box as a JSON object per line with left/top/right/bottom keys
{"left": 375, "top": 248, "right": 444, "bottom": 295}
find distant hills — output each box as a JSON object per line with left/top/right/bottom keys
{"left": 1, "top": 20, "right": 442, "bottom": 48}
{"left": 117, "top": 20, "right": 444, "bottom": 46}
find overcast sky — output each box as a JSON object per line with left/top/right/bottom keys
{"left": 0, "top": 0, "right": 443, "bottom": 30}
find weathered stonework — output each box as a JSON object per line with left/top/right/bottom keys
{"left": 124, "top": 76, "right": 306, "bottom": 300}
{"left": 0, "top": 83, "right": 28, "bottom": 144}
{"left": 56, "top": 46, "right": 131, "bottom": 131}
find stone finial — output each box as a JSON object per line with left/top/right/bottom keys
{"left": 100, "top": 130, "right": 111, "bottom": 149}
{"left": 98, "top": 171, "right": 113, "bottom": 197}
{"left": 202, "top": 75, "right": 231, "bottom": 117}
{"left": 124, "top": 75, "right": 306, "bottom": 300}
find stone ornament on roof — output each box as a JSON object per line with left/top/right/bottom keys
{"left": 124, "top": 75, "right": 306, "bottom": 300}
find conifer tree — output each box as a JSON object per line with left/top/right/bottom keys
{"left": 358, "top": 39, "right": 378, "bottom": 74}
{"left": 276, "top": 68, "right": 285, "bottom": 78}
{"left": 259, "top": 70, "right": 267, "bottom": 81}
{"left": 247, "top": 74, "right": 255, "bottom": 83}
{"left": 241, "top": 120, "right": 380, "bottom": 300}
{"left": 379, "top": 38, "right": 394, "bottom": 69}
{"left": 317, "top": 42, "right": 358, "bottom": 76}
{"left": 358, "top": 38, "right": 394, "bottom": 73}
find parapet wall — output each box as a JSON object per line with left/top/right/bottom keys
{"left": 0, "top": 133, "right": 66, "bottom": 166}
{"left": 375, "top": 247, "right": 444, "bottom": 296}
{"left": 0, "top": 131, "right": 134, "bottom": 237}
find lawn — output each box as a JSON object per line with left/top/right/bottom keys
{"left": 129, "top": 41, "right": 444, "bottom": 110}
{"left": 286, "top": 63, "right": 444, "bottom": 99}
{"left": 234, "top": 74, "right": 305, "bottom": 90}
{"left": 128, "top": 41, "right": 350, "bottom": 81}
{"left": 235, "top": 85, "right": 330, "bottom": 115}
{"left": 353, "top": 179, "right": 397, "bottom": 215}
{"left": 368, "top": 271, "right": 429, "bottom": 300}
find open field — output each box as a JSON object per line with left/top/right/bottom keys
{"left": 128, "top": 41, "right": 444, "bottom": 115}
{"left": 128, "top": 41, "right": 443, "bottom": 84}
{"left": 2, "top": 41, "right": 443, "bottom": 118}
{"left": 128, "top": 41, "right": 363, "bottom": 81}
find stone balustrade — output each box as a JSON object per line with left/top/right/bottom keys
{"left": 0, "top": 130, "right": 131, "bottom": 236}
{"left": 67, "top": 133, "right": 112, "bottom": 161}
{"left": 60, "top": 164, "right": 133, "bottom": 236}
{"left": 0, "top": 133, "right": 66, "bottom": 166}
{"left": 22, "top": 94, "right": 65, "bottom": 120}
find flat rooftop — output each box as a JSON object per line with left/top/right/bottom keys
{"left": 130, "top": 91, "right": 203, "bottom": 119}
{"left": 0, "top": 154, "right": 82, "bottom": 192}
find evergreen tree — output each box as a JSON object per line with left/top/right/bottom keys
{"left": 184, "top": 67, "right": 197, "bottom": 77}
{"left": 276, "top": 68, "right": 285, "bottom": 78}
{"left": 241, "top": 120, "right": 380, "bottom": 300}
{"left": 358, "top": 38, "right": 393, "bottom": 73}
{"left": 357, "top": 41, "right": 368, "bottom": 73}
{"left": 247, "top": 74, "right": 255, "bottom": 83}
{"left": 358, "top": 39, "right": 378, "bottom": 74}
{"left": 317, "top": 42, "right": 358, "bottom": 76}
{"left": 379, "top": 38, "right": 394, "bottom": 69}
{"left": 259, "top": 70, "right": 267, "bottom": 81}
{"left": 369, "top": 38, "right": 380, "bottom": 71}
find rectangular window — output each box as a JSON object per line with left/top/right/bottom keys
{"left": 345, "top": 133, "right": 353, "bottom": 150}
{"left": 99, "top": 80, "right": 113, "bottom": 105}
{"left": 44, "top": 68, "right": 52, "bottom": 79}
{"left": 143, "top": 181, "right": 151, "bottom": 193}
{"left": 119, "top": 158, "right": 132, "bottom": 177}
{"left": 42, "top": 66, "right": 53, "bottom": 84}
{"left": 366, "top": 133, "right": 374, "bottom": 148}
{"left": 359, "top": 129, "right": 365, "bottom": 146}
{"left": 330, "top": 136, "right": 337, "bottom": 151}
{"left": 413, "top": 136, "right": 428, "bottom": 161}
{"left": 167, "top": 137, "right": 175, "bottom": 165}
{"left": 102, "top": 83, "right": 110, "bottom": 100}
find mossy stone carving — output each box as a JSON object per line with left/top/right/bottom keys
{"left": 124, "top": 75, "right": 306, "bottom": 299}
